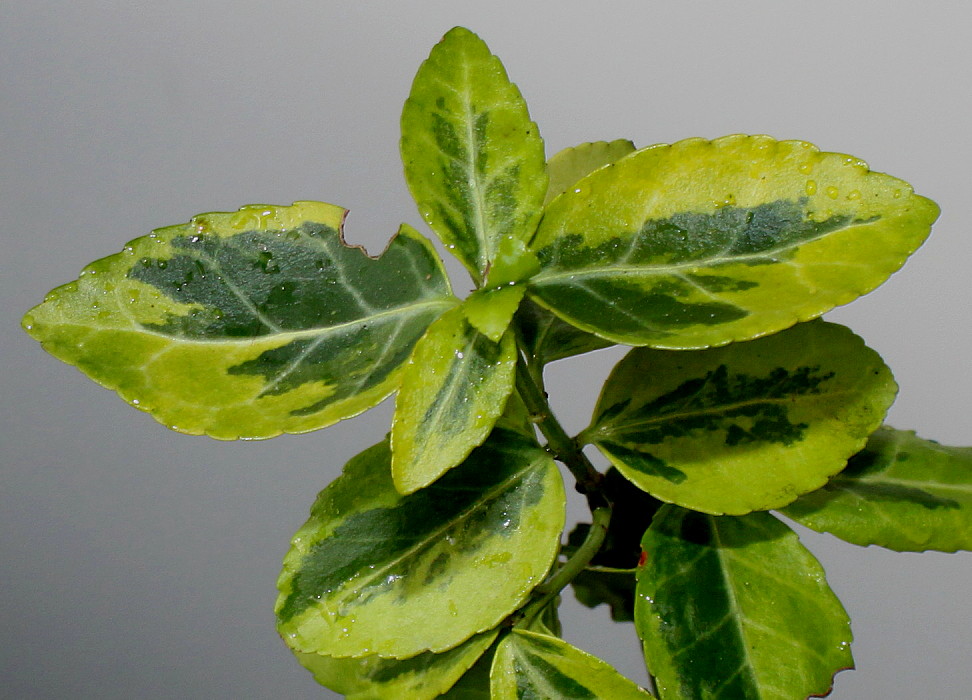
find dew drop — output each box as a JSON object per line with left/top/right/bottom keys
{"left": 798, "top": 163, "right": 813, "bottom": 175}
{"left": 805, "top": 180, "right": 817, "bottom": 196}
{"left": 846, "top": 189, "right": 862, "bottom": 201}
{"left": 825, "top": 186, "right": 839, "bottom": 199}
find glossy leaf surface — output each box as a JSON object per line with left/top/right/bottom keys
{"left": 636, "top": 507, "right": 853, "bottom": 700}
{"left": 544, "top": 138, "right": 636, "bottom": 205}
{"left": 392, "top": 306, "right": 518, "bottom": 493}
{"left": 491, "top": 629, "right": 655, "bottom": 699}
{"left": 462, "top": 285, "right": 527, "bottom": 342}
{"left": 585, "top": 321, "right": 896, "bottom": 514}
{"left": 276, "top": 429, "right": 565, "bottom": 659}
{"left": 782, "top": 427, "right": 972, "bottom": 552}
{"left": 530, "top": 135, "right": 939, "bottom": 349}
{"left": 22, "top": 203, "right": 455, "bottom": 439}
{"left": 401, "top": 26, "right": 547, "bottom": 284}
{"left": 292, "top": 630, "right": 496, "bottom": 699}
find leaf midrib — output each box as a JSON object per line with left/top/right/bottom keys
{"left": 710, "top": 519, "right": 761, "bottom": 698}
{"left": 594, "top": 390, "right": 850, "bottom": 440}
{"left": 531, "top": 215, "right": 878, "bottom": 286}
{"left": 80, "top": 297, "right": 456, "bottom": 346}
{"left": 458, "top": 54, "right": 490, "bottom": 277}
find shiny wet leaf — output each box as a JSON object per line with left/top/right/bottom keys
{"left": 585, "top": 321, "right": 896, "bottom": 514}
{"left": 636, "top": 507, "right": 853, "bottom": 700}
{"left": 391, "top": 306, "right": 518, "bottom": 494}
{"left": 22, "top": 203, "right": 456, "bottom": 439}
{"left": 529, "top": 135, "right": 938, "bottom": 349}
{"left": 401, "top": 26, "right": 547, "bottom": 285}
{"left": 781, "top": 426, "right": 972, "bottom": 552}
{"left": 275, "top": 428, "right": 565, "bottom": 659}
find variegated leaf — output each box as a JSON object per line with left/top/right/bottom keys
{"left": 401, "top": 26, "right": 548, "bottom": 284}
{"left": 584, "top": 321, "right": 896, "bottom": 515}
{"left": 462, "top": 285, "right": 528, "bottom": 342}
{"left": 636, "top": 507, "right": 853, "bottom": 700}
{"left": 275, "top": 429, "right": 565, "bottom": 659}
{"left": 491, "top": 629, "right": 655, "bottom": 699}
{"left": 292, "top": 630, "right": 497, "bottom": 699}
{"left": 781, "top": 426, "right": 972, "bottom": 552}
{"left": 529, "top": 135, "right": 939, "bottom": 349}
{"left": 392, "top": 306, "right": 517, "bottom": 494}
{"left": 22, "top": 202, "right": 455, "bottom": 439}
{"left": 544, "top": 138, "right": 636, "bottom": 205}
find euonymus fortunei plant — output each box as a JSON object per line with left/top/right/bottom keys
{"left": 22, "top": 26, "right": 971, "bottom": 699}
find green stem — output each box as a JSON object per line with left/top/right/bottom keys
{"left": 518, "top": 506, "right": 612, "bottom": 628}
{"left": 513, "top": 350, "right": 605, "bottom": 499}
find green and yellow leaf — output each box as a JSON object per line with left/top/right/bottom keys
{"left": 292, "top": 630, "right": 497, "bottom": 700}
{"left": 491, "top": 629, "right": 655, "bottom": 699}
{"left": 636, "top": 507, "right": 853, "bottom": 700}
{"left": 275, "top": 429, "right": 565, "bottom": 659}
{"left": 544, "top": 138, "right": 636, "bottom": 206}
{"left": 781, "top": 426, "right": 972, "bottom": 552}
{"left": 22, "top": 203, "right": 456, "bottom": 439}
{"left": 462, "top": 285, "right": 528, "bottom": 342}
{"left": 401, "top": 26, "right": 548, "bottom": 284}
{"left": 584, "top": 321, "right": 896, "bottom": 515}
{"left": 529, "top": 135, "right": 939, "bottom": 349}
{"left": 392, "top": 306, "right": 518, "bottom": 494}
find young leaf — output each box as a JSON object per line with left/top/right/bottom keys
{"left": 391, "top": 306, "right": 517, "bottom": 494}
{"left": 636, "top": 507, "right": 853, "bottom": 700}
{"left": 291, "top": 630, "right": 497, "bottom": 699}
{"left": 22, "top": 203, "right": 457, "bottom": 439}
{"left": 781, "top": 426, "right": 972, "bottom": 552}
{"left": 401, "top": 26, "right": 548, "bottom": 285}
{"left": 462, "top": 285, "right": 528, "bottom": 342}
{"left": 529, "top": 135, "right": 939, "bottom": 349}
{"left": 275, "top": 428, "right": 566, "bottom": 660}
{"left": 584, "top": 320, "right": 896, "bottom": 515}
{"left": 491, "top": 629, "right": 655, "bottom": 699}
{"left": 544, "top": 138, "right": 636, "bottom": 205}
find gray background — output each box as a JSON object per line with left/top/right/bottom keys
{"left": 2, "top": 1, "right": 970, "bottom": 698}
